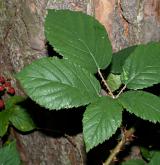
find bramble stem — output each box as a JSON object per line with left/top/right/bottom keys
{"left": 103, "top": 127, "right": 135, "bottom": 165}
{"left": 98, "top": 69, "right": 115, "bottom": 98}
{"left": 116, "top": 85, "right": 127, "bottom": 98}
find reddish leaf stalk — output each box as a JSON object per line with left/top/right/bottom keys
{"left": 98, "top": 69, "right": 115, "bottom": 98}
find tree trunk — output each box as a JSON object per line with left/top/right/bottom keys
{"left": 0, "top": 0, "right": 160, "bottom": 164}
{"left": 94, "top": 0, "right": 160, "bottom": 51}
{"left": 0, "top": 0, "right": 89, "bottom": 164}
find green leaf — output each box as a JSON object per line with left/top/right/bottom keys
{"left": 121, "top": 159, "right": 145, "bottom": 165}
{"left": 5, "top": 96, "right": 26, "bottom": 109}
{"left": 107, "top": 73, "right": 122, "bottom": 92}
{"left": 121, "top": 42, "right": 160, "bottom": 89}
{"left": 0, "top": 111, "right": 10, "bottom": 137}
{"left": 119, "top": 91, "right": 160, "bottom": 123}
{"left": 140, "top": 147, "right": 152, "bottom": 161}
{"left": 8, "top": 105, "right": 35, "bottom": 132}
{"left": 83, "top": 96, "right": 123, "bottom": 152}
{"left": 17, "top": 57, "right": 101, "bottom": 110}
{"left": 111, "top": 46, "right": 136, "bottom": 74}
{"left": 45, "top": 9, "right": 112, "bottom": 73}
{"left": 0, "top": 96, "right": 35, "bottom": 134}
{"left": 148, "top": 151, "right": 160, "bottom": 165}
{"left": 0, "top": 141, "right": 21, "bottom": 165}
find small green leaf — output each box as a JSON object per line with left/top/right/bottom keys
{"left": 111, "top": 46, "right": 136, "bottom": 74}
{"left": 121, "top": 159, "right": 145, "bottom": 165}
{"left": 140, "top": 147, "right": 152, "bottom": 161}
{"left": 119, "top": 91, "right": 160, "bottom": 123}
{"left": 0, "top": 141, "right": 21, "bottom": 165}
{"left": 121, "top": 42, "right": 160, "bottom": 89}
{"left": 107, "top": 73, "right": 122, "bottom": 92}
{"left": 5, "top": 96, "right": 26, "bottom": 109}
{"left": 0, "top": 111, "right": 10, "bottom": 137}
{"left": 45, "top": 9, "right": 112, "bottom": 73}
{"left": 17, "top": 57, "right": 101, "bottom": 110}
{"left": 148, "top": 151, "right": 160, "bottom": 165}
{"left": 8, "top": 106, "right": 35, "bottom": 132}
{"left": 83, "top": 97, "right": 123, "bottom": 152}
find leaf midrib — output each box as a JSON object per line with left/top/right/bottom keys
{"left": 26, "top": 79, "right": 98, "bottom": 99}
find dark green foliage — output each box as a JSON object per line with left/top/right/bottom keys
{"left": 45, "top": 9, "right": 112, "bottom": 73}
{"left": 0, "top": 96, "right": 35, "bottom": 137}
{"left": 16, "top": 9, "right": 160, "bottom": 156}
{"left": 17, "top": 58, "right": 101, "bottom": 110}
{"left": 83, "top": 96, "right": 123, "bottom": 151}
{"left": 119, "top": 91, "right": 160, "bottom": 123}
{"left": 111, "top": 45, "right": 136, "bottom": 74}
{"left": 121, "top": 43, "right": 160, "bottom": 89}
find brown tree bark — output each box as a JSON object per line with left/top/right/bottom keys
{"left": 0, "top": 0, "right": 160, "bottom": 165}
{"left": 93, "top": 0, "right": 160, "bottom": 51}
{"left": 0, "top": 0, "right": 89, "bottom": 164}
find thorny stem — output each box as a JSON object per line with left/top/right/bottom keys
{"left": 98, "top": 69, "right": 115, "bottom": 98}
{"left": 103, "top": 127, "right": 135, "bottom": 165}
{"left": 116, "top": 85, "right": 127, "bottom": 98}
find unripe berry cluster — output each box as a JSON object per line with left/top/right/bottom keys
{"left": 0, "top": 76, "right": 15, "bottom": 110}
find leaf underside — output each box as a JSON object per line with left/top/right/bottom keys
{"left": 119, "top": 91, "right": 160, "bottom": 123}
{"left": 45, "top": 9, "right": 112, "bottom": 73}
{"left": 83, "top": 96, "right": 123, "bottom": 152}
{"left": 17, "top": 57, "right": 101, "bottom": 110}
{"left": 121, "top": 42, "right": 160, "bottom": 89}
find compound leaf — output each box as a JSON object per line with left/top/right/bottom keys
{"left": 83, "top": 96, "right": 123, "bottom": 152}
{"left": 17, "top": 57, "right": 101, "bottom": 110}
{"left": 119, "top": 91, "right": 160, "bottom": 123}
{"left": 45, "top": 9, "right": 112, "bottom": 73}
{"left": 121, "top": 43, "right": 160, "bottom": 89}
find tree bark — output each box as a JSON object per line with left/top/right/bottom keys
{"left": 0, "top": 0, "right": 160, "bottom": 164}
{"left": 94, "top": 0, "right": 160, "bottom": 51}
{"left": 0, "top": 0, "right": 89, "bottom": 164}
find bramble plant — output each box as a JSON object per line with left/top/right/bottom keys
{"left": 0, "top": 76, "right": 35, "bottom": 164}
{"left": 16, "top": 10, "right": 160, "bottom": 164}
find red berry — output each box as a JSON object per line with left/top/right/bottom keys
{"left": 3, "top": 81, "right": 11, "bottom": 87}
{"left": 7, "top": 87, "right": 15, "bottom": 95}
{"left": 0, "top": 77, "right": 5, "bottom": 84}
{"left": 0, "top": 99, "right": 4, "bottom": 109}
{"left": 0, "top": 85, "right": 5, "bottom": 92}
